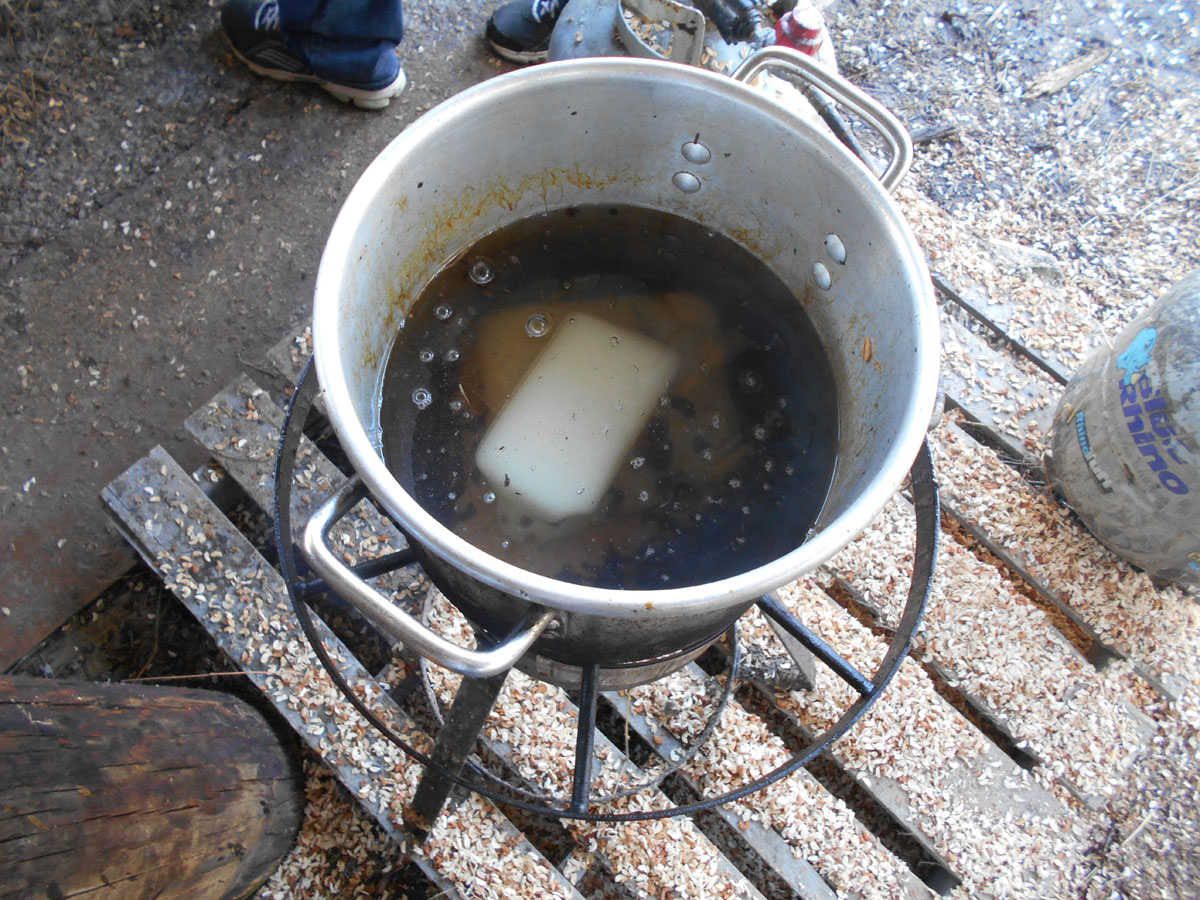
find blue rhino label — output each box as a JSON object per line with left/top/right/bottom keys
{"left": 1117, "top": 327, "right": 1157, "bottom": 386}
{"left": 1074, "top": 409, "right": 1115, "bottom": 493}
{"left": 1116, "top": 326, "right": 1191, "bottom": 495}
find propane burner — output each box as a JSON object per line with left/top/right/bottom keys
{"left": 548, "top": 0, "right": 838, "bottom": 75}
{"left": 273, "top": 360, "right": 938, "bottom": 836}
{"left": 281, "top": 40, "right": 940, "bottom": 835}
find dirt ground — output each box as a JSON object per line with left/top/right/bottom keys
{"left": 2, "top": 0, "right": 1199, "bottom": 895}
{"left": 0, "top": 0, "right": 512, "bottom": 661}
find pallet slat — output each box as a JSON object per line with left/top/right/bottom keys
{"left": 101, "top": 449, "right": 584, "bottom": 900}
{"left": 744, "top": 583, "right": 1090, "bottom": 898}
{"left": 930, "top": 417, "right": 1200, "bottom": 701}
{"left": 937, "top": 311, "right": 1057, "bottom": 463}
{"left": 610, "top": 664, "right": 933, "bottom": 900}
{"left": 266, "top": 325, "right": 311, "bottom": 386}
{"left": 897, "top": 189, "right": 1085, "bottom": 384}
{"left": 822, "top": 489, "right": 1153, "bottom": 808}
{"left": 932, "top": 275, "right": 1072, "bottom": 386}
{"left": 418, "top": 654, "right": 774, "bottom": 900}
{"left": 185, "top": 376, "right": 426, "bottom": 633}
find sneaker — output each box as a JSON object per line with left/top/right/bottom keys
{"left": 486, "top": 0, "right": 567, "bottom": 64}
{"left": 221, "top": 0, "right": 406, "bottom": 109}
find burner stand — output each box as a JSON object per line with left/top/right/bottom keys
{"left": 274, "top": 358, "right": 938, "bottom": 838}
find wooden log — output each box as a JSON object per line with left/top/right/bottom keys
{"left": 0, "top": 675, "right": 304, "bottom": 900}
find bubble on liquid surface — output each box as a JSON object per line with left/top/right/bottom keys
{"left": 638, "top": 490, "right": 650, "bottom": 502}
{"left": 419, "top": 348, "right": 435, "bottom": 363}
{"left": 728, "top": 478, "right": 742, "bottom": 489}
{"left": 710, "top": 414, "right": 722, "bottom": 430}
{"left": 630, "top": 456, "right": 645, "bottom": 469}
{"left": 701, "top": 449, "right": 714, "bottom": 462}
{"left": 449, "top": 398, "right": 463, "bottom": 412}
{"left": 445, "top": 349, "right": 460, "bottom": 362}
{"left": 753, "top": 424, "right": 767, "bottom": 440}
{"left": 483, "top": 492, "right": 496, "bottom": 504}
{"left": 411, "top": 388, "right": 433, "bottom": 409}
{"left": 739, "top": 370, "right": 762, "bottom": 392}
{"left": 525, "top": 314, "right": 551, "bottom": 338}
{"left": 468, "top": 258, "right": 495, "bottom": 285}
{"left": 434, "top": 304, "right": 453, "bottom": 321}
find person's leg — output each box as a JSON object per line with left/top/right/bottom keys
{"left": 221, "top": 0, "right": 405, "bottom": 109}
{"left": 278, "top": 0, "right": 403, "bottom": 91}
{"left": 486, "top": 0, "right": 567, "bottom": 64}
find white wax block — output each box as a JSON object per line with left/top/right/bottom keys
{"left": 475, "top": 313, "right": 680, "bottom": 524}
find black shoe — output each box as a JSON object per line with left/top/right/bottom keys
{"left": 486, "top": 0, "right": 567, "bottom": 64}
{"left": 221, "top": 0, "right": 405, "bottom": 109}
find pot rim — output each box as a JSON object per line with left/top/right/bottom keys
{"left": 313, "top": 57, "right": 940, "bottom": 618}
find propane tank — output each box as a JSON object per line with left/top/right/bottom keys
{"left": 1048, "top": 270, "right": 1200, "bottom": 586}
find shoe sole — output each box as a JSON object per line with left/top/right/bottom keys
{"left": 226, "top": 36, "right": 406, "bottom": 109}
{"left": 487, "top": 39, "right": 548, "bottom": 65}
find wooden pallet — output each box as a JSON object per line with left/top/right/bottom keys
{"left": 101, "top": 319, "right": 1195, "bottom": 900}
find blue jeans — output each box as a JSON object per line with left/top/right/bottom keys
{"left": 280, "top": 0, "right": 403, "bottom": 89}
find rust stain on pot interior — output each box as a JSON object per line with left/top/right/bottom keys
{"left": 384, "top": 168, "right": 648, "bottom": 326}
{"left": 563, "top": 165, "right": 629, "bottom": 192}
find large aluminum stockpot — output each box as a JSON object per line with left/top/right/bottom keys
{"left": 303, "top": 50, "right": 940, "bottom": 686}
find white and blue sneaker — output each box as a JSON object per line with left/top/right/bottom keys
{"left": 485, "top": 0, "right": 568, "bottom": 64}
{"left": 221, "top": 0, "right": 406, "bottom": 109}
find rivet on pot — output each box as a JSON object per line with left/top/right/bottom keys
{"left": 672, "top": 172, "right": 702, "bottom": 194}
{"left": 812, "top": 261, "right": 832, "bottom": 290}
{"left": 680, "top": 141, "right": 712, "bottom": 165}
{"left": 824, "top": 233, "right": 847, "bottom": 265}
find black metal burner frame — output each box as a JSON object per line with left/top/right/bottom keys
{"left": 273, "top": 358, "right": 939, "bottom": 837}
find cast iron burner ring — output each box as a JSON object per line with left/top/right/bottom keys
{"left": 274, "top": 357, "right": 938, "bottom": 833}
{"left": 416, "top": 589, "right": 743, "bottom": 811}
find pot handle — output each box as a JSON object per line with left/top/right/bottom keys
{"left": 732, "top": 46, "right": 913, "bottom": 193}
{"left": 302, "top": 475, "right": 557, "bottom": 678}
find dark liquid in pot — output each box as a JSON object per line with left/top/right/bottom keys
{"left": 379, "top": 205, "right": 838, "bottom": 589}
